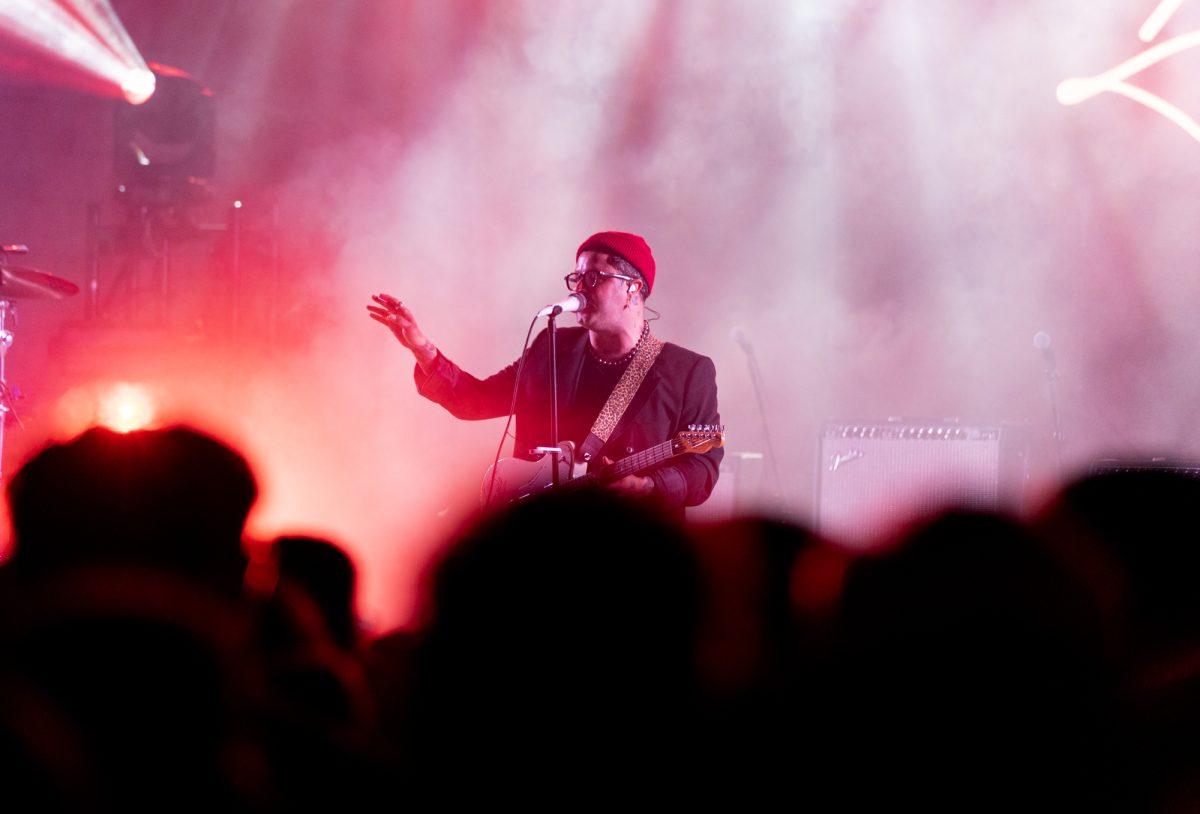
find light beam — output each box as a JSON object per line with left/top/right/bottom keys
{"left": 1057, "top": 11, "right": 1200, "bottom": 145}
{"left": 0, "top": 0, "right": 155, "bottom": 104}
{"left": 1140, "top": 0, "right": 1187, "bottom": 42}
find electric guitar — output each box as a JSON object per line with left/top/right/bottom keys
{"left": 480, "top": 424, "right": 725, "bottom": 507}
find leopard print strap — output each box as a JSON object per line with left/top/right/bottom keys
{"left": 588, "top": 332, "right": 665, "bottom": 444}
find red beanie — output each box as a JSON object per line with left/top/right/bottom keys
{"left": 576, "top": 231, "right": 656, "bottom": 297}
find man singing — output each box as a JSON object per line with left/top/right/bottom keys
{"left": 367, "top": 231, "right": 722, "bottom": 510}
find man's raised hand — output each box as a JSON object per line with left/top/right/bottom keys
{"left": 368, "top": 293, "right": 438, "bottom": 369}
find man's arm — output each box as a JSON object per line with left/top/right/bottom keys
{"left": 648, "top": 355, "right": 723, "bottom": 509}
{"left": 368, "top": 293, "right": 438, "bottom": 372}
{"left": 413, "top": 350, "right": 520, "bottom": 421}
{"left": 369, "top": 292, "right": 519, "bottom": 420}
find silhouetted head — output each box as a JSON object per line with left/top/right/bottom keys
{"left": 0, "top": 567, "right": 264, "bottom": 809}
{"left": 7, "top": 425, "right": 257, "bottom": 598}
{"left": 410, "top": 488, "right": 701, "bottom": 796}
{"left": 690, "top": 516, "right": 841, "bottom": 694}
{"left": 832, "top": 511, "right": 1115, "bottom": 807}
{"left": 272, "top": 535, "right": 358, "bottom": 650}
{"left": 1038, "top": 468, "right": 1200, "bottom": 654}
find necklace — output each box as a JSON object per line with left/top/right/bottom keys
{"left": 589, "top": 321, "right": 650, "bottom": 367}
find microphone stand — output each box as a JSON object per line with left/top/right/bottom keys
{"left": 0, "top": 245, "right": 25, "bottom": 485}
{"left": 1032, "top": 332, "right": 1065, "bottom": 473}
{"left": 1042, "top": 351, "right": 1065, "bottom": 473}
{"left": 736, "top": 332, "right": 784, "bottom": 501}
{"left": 548, "top": 311, "right": 560, "bottom": 486}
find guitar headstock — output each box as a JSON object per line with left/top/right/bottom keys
{"left": 674, "top": 424, "right": 726, "bottom": 455}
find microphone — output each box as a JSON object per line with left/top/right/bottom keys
{"left": 537, "top": 292, "right": 587, "bottom": 318}
{"left": 1, "top": 245, "right": 29, "bottom": 255}
{"left": 1033, "top": 330, "right": 1054, "bottom": 362}
{"left": 730, "top": 326, "right": 750, "bottom": 351}
{"left": 1033, "top": 331, "right": 1057, "bottom": 380}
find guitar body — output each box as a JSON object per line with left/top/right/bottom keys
{"left": 480, "top": 425, "right": 725, "bottom": 508}
{"left": 480, "top": 454, "right": 583, "bottom": 507}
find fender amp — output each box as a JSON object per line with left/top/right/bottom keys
{"left": 1090, "top": 459, "right": 1200, "bottom": 477}
{"left": 816, "top": 420, "right": 1029, "bottom": 547}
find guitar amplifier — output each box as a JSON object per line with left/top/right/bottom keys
{"left": 1090, "top": 459, "right": 1200, "bottom": 477}
{"left": 816, "top": 421, "right": 1028, "bottom": 547}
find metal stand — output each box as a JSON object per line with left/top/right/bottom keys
{"left": 735, "top": 331, "right": 784, "bottom": 500}
{"left": 98, "top": 202, "right": 175, "bottom": 326}
{"left": 85, "top": 203, "right": 100, "bottom": 319}
{"left": 1044, "top": 359, "right": 1065, "bottom": 472}
{"left": 0, "top": 299, "right": 23, "bottom": 484}
{"left": 81, "top": 197, "right": 284, "bottom": 352}
{"left": 229, "top": 200, "right": 242, "bottom": 341}
{"left": 0, "top": 244, "right": 73, "bottom": 486}
{"left": 1034, "top": 332, "right": 1065, "bottom": 472}
{"left": 547, "top": 312, "right": 561, "bottom": 485}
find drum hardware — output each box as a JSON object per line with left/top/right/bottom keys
{"left": 0, "top": 245, "right": 80, "bottom": 481}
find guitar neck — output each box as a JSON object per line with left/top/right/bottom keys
{"left": 587, "top": 438, "right": 675, "bottom": 483}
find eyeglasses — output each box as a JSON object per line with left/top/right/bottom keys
{"left": 564, "top": 270, "right": 637, "bottom": 292}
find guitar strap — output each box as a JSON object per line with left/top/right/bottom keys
{"left": 579, "top": 328, "right": 665, "bottom": 465}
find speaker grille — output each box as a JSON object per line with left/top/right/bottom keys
{"left": 817, "top": 422, "right": 1022, "bottom": 546}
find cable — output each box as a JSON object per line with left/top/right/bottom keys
{"left": 484, "top": 313, "right": 540, "bottom": 505}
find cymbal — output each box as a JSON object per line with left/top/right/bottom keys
{"left": 0, "top": 266, "right": 79, "bottom": 300}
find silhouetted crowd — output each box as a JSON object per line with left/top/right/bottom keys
{"left": 1, "top": 425, "right": 1198, "bottom": 810}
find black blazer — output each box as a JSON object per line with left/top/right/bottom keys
{"left": 415, "top": 326, "right": 722, "bottom": 509}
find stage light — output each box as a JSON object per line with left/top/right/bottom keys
{"left": 0, "top": 0, "right": 154, "bottom": 104}
{"left": 114, "top": 64, "right": 216, "bottom": 203}
{"left": 55, "top": 382, "right": 159, "bottom": 435}
{"left": 121, "top": 67, "right": 156, "bottom": 106}
{"left": 96, "top": 382, "right": 157, "bottom": 433}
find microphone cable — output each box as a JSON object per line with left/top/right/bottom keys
{"left": 484, "top": 312, "right": 540, "bottom": 506}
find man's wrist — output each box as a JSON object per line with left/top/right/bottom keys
{"left": 413, "top": 340, "right": 438, "bottom": 364}
{"left": 412, "top": 340, "right": 439, "bottom": 376}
